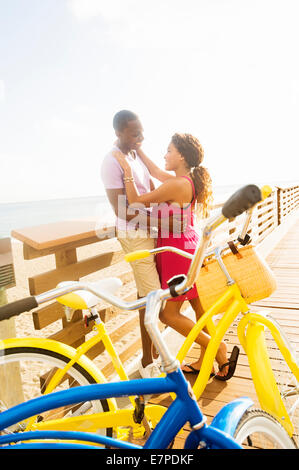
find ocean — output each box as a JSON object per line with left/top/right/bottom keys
{"left": 0, "top": 195, "right": 112, "bottom": 239}
{"left": 0, "top": 181, "right": 297, "bottom": 239}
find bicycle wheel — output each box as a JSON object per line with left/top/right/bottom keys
{"left": 280, "top": 383, "right": 299, "bottom": 446}
{"left": 262, "top": 317, "right": 299, "bottom": 444}
{"left": 234, "top": 408, "right": 297, "bottom": 449}
{"left": 0, "top": 343, "right": 112, "bottom": 440}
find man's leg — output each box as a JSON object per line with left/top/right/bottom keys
{"left": 117, "top": 231, "right": 161, "bottom": 368}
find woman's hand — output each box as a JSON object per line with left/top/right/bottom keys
{"left": 112, "top": 150, "right": 132, "bottom": 176}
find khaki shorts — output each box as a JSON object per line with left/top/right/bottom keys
{"left": 117, "top": 230, "right": 161, "bottom": 297}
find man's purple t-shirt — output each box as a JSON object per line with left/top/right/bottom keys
{"left": 101, "top": 146, "right": 152, "bottom": 231}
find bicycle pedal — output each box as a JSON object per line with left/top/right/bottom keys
{"left": 116, "top": 425, "right": 145, "bottom": 441}
{"left": 133, "top": 396, "right": 145, "bottom": 424}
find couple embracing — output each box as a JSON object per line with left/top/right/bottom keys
{"left": 101, "top": 110, "right": 233, "bottom": 381}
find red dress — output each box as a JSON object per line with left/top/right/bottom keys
{"left": 154, "top": 176, "right": 200, "bottom": 302}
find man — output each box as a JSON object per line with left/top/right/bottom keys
{"left": 101, "top": 110, "right": 161, "bottom": 378}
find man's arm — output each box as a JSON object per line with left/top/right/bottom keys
{"left": 150, "top": 178, "right": 155, "bottom": 191}
{"left": 101, "top": 154, "right": 139, "bottom": 223}
{"left": 105, "top": 188, "right": 184, "bottom": 234}
{"left": 105, "top": 188, "right": 140, "bottom": 222}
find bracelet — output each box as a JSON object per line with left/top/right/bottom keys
{"left": 123, "top": 176, "right": 134, "bottom": 183}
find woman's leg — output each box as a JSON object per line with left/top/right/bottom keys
{"left": 159, "top": 299, "right": 217, "bottom": 374}
{"left": 159, "top": 298, "right": 229, "bottom": 376}
{"left": 187, "top": 297, "right": 229, "bottom": 376}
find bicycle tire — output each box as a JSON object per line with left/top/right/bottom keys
{"left": 259, "top": 316, "right": 299, "bottom": 442}
{"left": 233, "top": 408, "right": 297, "bottom": 449}
{"left": 0, "top": 344, "right": 112, "bottom": 440}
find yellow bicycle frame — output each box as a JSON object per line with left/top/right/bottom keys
{"left": 238, "top": 312, "right": 299, "bottom": 436}
{"left": 176, "top": 284, "right": 247, "bottom": 398}
{"left": 1, "top": 324, "right": 167, "bottom": 439}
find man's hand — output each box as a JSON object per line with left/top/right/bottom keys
{"left": 112, "top": 150, "right": 132, "bottom": 176}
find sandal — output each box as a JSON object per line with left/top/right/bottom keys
{"left": 182, "top": 363, "right": 215, "bottom": 378}
{"left": 214, "top": 346, "right": 240, "bottom": 381}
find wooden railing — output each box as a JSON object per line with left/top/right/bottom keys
{"left": 209, "top": 187, "right": 279, "bottom": 249}
{"left": 278, "top": 185, "right": 299, "bottom": 222}
{"left": 9, "top": 185, "right": 299, "bottom": 377}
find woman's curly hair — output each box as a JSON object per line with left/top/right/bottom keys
{"left": 171, "top": 133, "right": 213, "bottom": 218}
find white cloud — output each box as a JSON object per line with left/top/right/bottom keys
{"left": 0, "top": 80, "right": 5, "bottom": 101}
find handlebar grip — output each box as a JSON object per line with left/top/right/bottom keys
{"left": 222, "top": 184, "right": 262, "bottom": 219}
{"left": 0, "top": 296, "right": 38, "bottom": 321}
{"left": 124, "top": 250, "right": 151, "bottom": 263}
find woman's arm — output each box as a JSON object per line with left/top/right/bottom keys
{"left": 112, "top": 150, "right": 181, "bottom": 206}
{"left": 137, "top": 147, "right": 175, "bottom": 183}
{"left": 126, "top": 177, "right": 182, "bottom": 206}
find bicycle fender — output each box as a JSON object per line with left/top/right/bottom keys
{"left": 0, "top": 337, "right": 118, "bottom": 411}
{"left": 211, "top": 397, "right": 253, "bottom": 435}
{"left": 184, "top": 398, "right": 252, "bottom": 449}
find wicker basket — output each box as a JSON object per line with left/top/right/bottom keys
{"left": 196, "top": 244, "right": 277, "bottom": 310}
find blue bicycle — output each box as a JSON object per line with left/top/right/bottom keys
{"left": 0, "top": 185, "right": 294, "bottom": 449}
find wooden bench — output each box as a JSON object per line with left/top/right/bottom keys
{"left": 11, "top": 220, "right": 142, "bottom": 377}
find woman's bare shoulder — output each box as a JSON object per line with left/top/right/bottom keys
{"left": 163, "top": 176, "right": 184, "bottom": 186}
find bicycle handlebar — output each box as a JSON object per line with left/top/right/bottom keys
{"left": 124, "top": 250, "right": 151, "bottom": 263}
{"left": 221, "top": 184, "right": 262, "bottom": 219}
{"left": 0, "top": 296, "right": 38, "bottom": 320}
{"left": 125, "top": 184, "right": 271, "bottom": 263}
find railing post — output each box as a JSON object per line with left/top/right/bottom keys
{"left": 277, "top": 187, "right": 281, "bottom": 226}
{"left": 54, "top": 247, "right": 83, "bottom": 348}
{"left": 0, "top": 239, "right": 24, "bottom": 407}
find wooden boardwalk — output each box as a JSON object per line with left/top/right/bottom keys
{"left": 149, "top": 216, "right": 299, "bottom": 448}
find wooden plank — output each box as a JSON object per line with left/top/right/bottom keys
{"left": 49, "top": 316, "right": 93, "bottom": 346}
{"left": 12, "top": 220, "right": 116, "bottom": 251}
{"left": 32, "top": 301, "right": 110, "bottom": 330}
{"left": 250, "top": 305, "right": 299, "bottom": 316}
{"left": 32, "top": 302, "right": 65, "bottom": 329}
{"left": 55, "top": 249, "right": 77, "bottom": 267}
{"left": 257, "top": 205, "right": 276, "bottom": 222}
{"left": 28, "top": 250, "right": 124, "bottom": 295}
{"left": 23, "top": 236, "right": 105, "bottom": 260}
{"left": 256, "top": 300, "right": 299, "bottom": 308}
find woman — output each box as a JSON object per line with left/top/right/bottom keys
{"left": 113, "top": 133, "right": 238, "bottom": 379}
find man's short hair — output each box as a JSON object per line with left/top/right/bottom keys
{"left": 113, "top": 110, "right": 139, "bottom": 131}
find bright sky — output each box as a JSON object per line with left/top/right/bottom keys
{"left": 1, "top": 0, "right": 299, "bottom": 203}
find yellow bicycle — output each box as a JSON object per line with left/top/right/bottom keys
{"left": 0, "top": 279, "right": 166, "bottom": 440}
{"left": 126, "top": 186, "right": 299, "bottom": 445}
{"left": 0, "top": 184, "right": 297, "bottom": 448}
